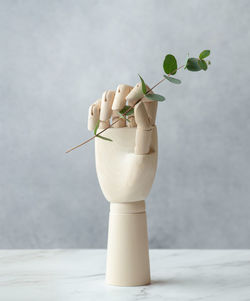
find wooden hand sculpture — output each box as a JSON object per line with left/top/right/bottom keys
{"left": 87, "top": 83, "right": 158, "bottom": 286}
{"left": 88, "top": 83, "right": 158, "bottom": 203}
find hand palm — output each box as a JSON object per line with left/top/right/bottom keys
{"left": 95, "top": 127, "right": 158, "bottom": 202}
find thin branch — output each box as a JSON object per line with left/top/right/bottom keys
{"left": 65, "top": 64, "right": 185, "bottom": 153}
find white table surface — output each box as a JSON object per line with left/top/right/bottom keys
{"left": 0, "top": 249, "right": 249, "bottom": 301}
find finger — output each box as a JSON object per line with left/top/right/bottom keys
{"left": 143, "top": 100, "right": 158, "bottom": 125}
{"left": 126, "top": 82, "right": 152, "bottom": 107}
{"left": 134, "top": 101, "right": 151, "bottom": 128}
{"left": 99, "top": 120, "right": 110, "bottom": 129}
{"left": 100, "top": 90, "right": 115, "bottom": 121}
{"left": 111, "top": 84, "right": 132, "bottom": 128}
{"left": 112, "top": 84, "right": 133, "bottom": 111}
{"left": 87, "top": 99, "right": 101, "bottom": 131}
{"left": 134, "top": 102, "right": 152, "bottom": 155}
{"left": 111, "top": 110, "right": 126, "bottom": 128}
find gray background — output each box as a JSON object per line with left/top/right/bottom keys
{"left": 1, "top": 0, "right": 250, "bottom": 249}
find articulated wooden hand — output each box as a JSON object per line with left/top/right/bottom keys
{"left": 88, "top": 82, "right": 158, "bottom": 203}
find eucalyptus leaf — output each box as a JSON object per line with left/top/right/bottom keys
{"left": 138, "top": 74, "right": 147, "bottom": 94}
{"left": 118, "top": 112, "right": 130, "bottom": 122}
{"left": 199, "top": 50, "right": 210, "bottom": 59}
{"left": 94, "top": 120, "right": 100, "bottom": 136}
{"left": 146, "top": 93, "right": 165, "bottom": 102}
{"left": 119, "top": 105, "right": 134, "bottom": 116}
{"left": 198, "top": 59, "right": 208, "bottom": 71}
{"left": 163, "top": 54, "right": 177, "bottom": 75}
{"left": 186, "top": 58, "right": 202, "bottom": 72}
{"left": 164, "top": 75, "right": 181, "bottom": 84}
{"left": 97, "top": 135, "right": 112, "bottom": 142}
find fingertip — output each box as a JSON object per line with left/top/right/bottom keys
{"left": 88, "top": 102, "right": 100, "bottom": 131}
{"left": 126, "top": 82, "right": 152, "bottom": 106}
{"left": 100, "top": 90, "right": 115, "bottom": 121}
{"left": 112, "top": 84, "right": 132, "bottom": 111}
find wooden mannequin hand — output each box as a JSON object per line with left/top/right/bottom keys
{"left": 87, "top": 83, "right": 158, "bottom": 203}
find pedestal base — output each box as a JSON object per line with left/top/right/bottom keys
{"left": 106, "top": 201, "right": 150, "bottom": 286}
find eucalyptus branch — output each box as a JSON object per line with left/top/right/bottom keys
{"left": 66, "top": 50, "right": 211, "bottom": 153}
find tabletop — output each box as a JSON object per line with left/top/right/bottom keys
{"left": 0, "top": 249, "right": 249, "bottom": 300}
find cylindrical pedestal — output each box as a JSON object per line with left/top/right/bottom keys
{"left": 106, "top": 200, "right": 150, "bottom": 286}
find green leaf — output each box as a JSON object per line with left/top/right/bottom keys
{"left": 138, "top": 74, "right": 147, "bottom": 94}
{"left": 164, "top": 75, "right": 182, "bottom": 84}
{"left": 198, "top": 59, "right": 208, "bottom": 71}
{"left": 118, "top": 112, "right": 130, "bottom": 122}
{"left": 118, "top": 112, "right": 125, "bottom": 119}
{"left": 186, "top": 58, "right": 202, "bottom": 72}
{"left": 119, "top": 105, "right": 134, "bottom": 116}
{"left": 163, "top": 54, "right": 177, "bottom": 75}
{"left": 94, "top": 120, "right": 112, "bottom": 141}
{"left": 97, "top": 135, "right": 112, "bottom": 142}
{"left": 94, "top": 120, "right": 100, "bottom": 135}
{"left": 146, "top": 93, "right": 165, "bottom": 102}
{"left": 199, "top": 50, "right": 210, "bottom": 59}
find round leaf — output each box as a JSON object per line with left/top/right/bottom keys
{"left": 186, "top": 58, "right": 202, "bottom": 72}
{"left": 163, "top": 54, "right": 177, "bottom": 75}
{"left": 164, "top": 75, "right": 181, "bottom": 84}
{"left": 146, "top": 93, "right": 165, "bottom": 102}
{"left": 198, "top": 59, "right": 208, "bottom": 71}
{"left": 199, "top": 50, "right": 210, "bottom": 59}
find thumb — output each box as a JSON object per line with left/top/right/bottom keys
{"left": 134, "top": 102, "right": 152, "bottom": 155}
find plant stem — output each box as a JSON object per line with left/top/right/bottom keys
{"left": 65, "top": 64, "right": 185, "bottom": 153}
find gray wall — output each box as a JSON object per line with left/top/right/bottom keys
{"left": 1, "top": 0, "right": 250, "bottom": 249}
